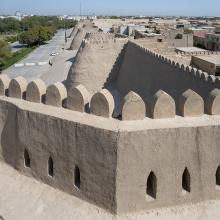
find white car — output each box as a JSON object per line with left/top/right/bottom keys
{"left": 49, "top": 52, "right": 59, "bottom": 56}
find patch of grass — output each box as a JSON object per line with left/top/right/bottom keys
{"left": 1, "top": 47, "right": 36, "bottom": 70}
{"left": 0, "top": 34, "right": 17, "bottom": 40}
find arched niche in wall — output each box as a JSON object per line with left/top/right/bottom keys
{"left": 48, "top": 157, "right": 54, "bottom": 177}
{"left": 182, "top": 167, "right": 191, "bottom": 195}
{"left": 146, "top": 171, "right": 157, "bottom": 201}
{"left": 74, "top": 166, "right": 80, "bottom": 189}
{"left": 216, "top": 165, "right": 220, "bottom": 190}
{"left": 24, "top": 149, "right": 30, "bottom": 168}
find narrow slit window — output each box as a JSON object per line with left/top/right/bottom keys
{"left": 48, "top": 157, "right": 54, "bottom": 177}
{"left": 24, "top": 149, "right": 30, "bottom": 168}
{"left": 146, "top": 171, "right": 157, "bottom": 200}
{"left": 216, "top": 165, "right": 220, "bottom": 189}
{"left": 182, "top": 167, "right": 191, "bottom": 194}
{"left": 74, "top": 166, "right": 80, "bottom": 189}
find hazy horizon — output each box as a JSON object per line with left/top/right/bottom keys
{"left": 0, "top": 0, "right": 220, "bottom": 17}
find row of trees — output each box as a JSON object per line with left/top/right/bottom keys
{"left": 0, "top": 16, "right": 77, "bottom": 34}
{"left": 0, "top": 16, "right": 77, "bottom": 69}
{"left": 1, "top": 16, "right": 77, "bottom": 46}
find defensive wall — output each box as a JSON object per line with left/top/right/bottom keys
{"left": 176, "top": 50, "right": 220, "bottom": 56}
{"left": 67, "top": 36, "right": 127, "bottom": 94}
{"left": 111, "top": 41, "right": 220, "bottom": 116}
{"left": 1, "top": 40, "right": 220, "bottom": 214}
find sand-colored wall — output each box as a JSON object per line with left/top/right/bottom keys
{"left": 0, "top": 98, "right": 118, "bottom": 213}
{"left": 67, "top": 39, "right": 126, "bottom": 94}
{"left": 116, "top": 125, "right": 220, "bottom": 213}
{"left": 2, "top": 38, "right": 220, "bottom": 215}
{"left": 1, "top": 95, "right": 220, "bottom": 214}
{"left": 191, "top": 56, "right": 216, "bottom": 75}
{"left": 114, "top": 41, "right": 217, "bottom": 113}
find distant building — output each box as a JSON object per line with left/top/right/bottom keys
{"left": 191, "top": 55, "right": 220, "bottom": 76}
{"left": 60, "top": 15, "right": 97, "bottom": 21}
{"left": 194, "top": 32, "right": 220, "bottom": 51}
{"left": 0, "top": 11, "right": 27, "bottom": 21}
{"left": 119, "top": 24, "right": 146, "bottom": 36}
{"left": 205, "top": 33, "right": 220, "bottom": 51}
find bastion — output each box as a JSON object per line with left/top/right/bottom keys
{"left": 1, "top": 31, "right": 220, "bottom": 216}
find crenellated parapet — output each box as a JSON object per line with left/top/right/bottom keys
{"left": 46, "top": 82, "right": 67, "bottom": 107}
{"left": 128, "top": 41, "right": 220, "bottom": 88}
{"left": 90, "top": 89, "right": 115, "bottom": 118}
{"left": 176, "top": 50, "right": 220, "bottom": 56}
{"left": 84, "top": 32, "right": 116, "bottom": 44}
{"left": 9, "top": 76, "right": 28, "bottom": 99}
{"left": 0, "top": 74, "right": 10, "bottom": 96}
{"left": 1, "top": 74, "right": 220, "bottom": 121}
{"left": 122, "top": 91, "right": 146, "bottom": 121}
{"left": 150, "top": 90, "right": 176, "bottom": 119}
{"left": 67, "top": 84, "right": 90, "bottom": 112}
{"left": 178, "top": 89, "right": 204, "bottom": 117}
{"left": 26, "top": 79, "right": 46, "bottom": 103}
{"left": 205, "top": 89, "right": 220, "bottom": 115}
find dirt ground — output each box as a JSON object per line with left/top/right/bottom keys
{"left": 0, "top": 161, "right": 220, "bottom": 220}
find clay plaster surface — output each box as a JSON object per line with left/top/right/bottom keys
{"left": 0, "top": 162, "right": 220, "bottom": 220}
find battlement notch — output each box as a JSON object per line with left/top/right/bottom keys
{"left": 205, "top": 89, "right": 220, "bottom": 115}
{"left": 9, "top": 76, "right": 28, "bottom": 99}
{"left": 150, "top": 90, "right": 176, "bottom": 119}
{"left": 46, "top": 82, "right": 67, "bottom": 107}
{"left": 178, "top": 89, "right": 204, "bottom": 117}
{"left": 26, "top": 79, "right": 46, "bottom": 103}
{"left": 122, "top": 91, "right": 146, "bottom": 121}
{"left": 67, "top": 84, "right": 90, "bottom": 112}
{"left": 0, "top": 74, "right": 10, "bottom": 96}
{"left": 90, "top": 89, "right": 114, "bottom": 118}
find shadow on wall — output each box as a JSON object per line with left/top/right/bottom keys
{"left": 108, "top": 42, "right": 217, "bottom": 114}
{"left": 103, "top": 43, "right": 128, "bottom": 118}
{"left": 1, "top": 102, "right": 18, "bottom": 167}
{"left": 104, "top": 42, "right": 128, "bottom": 89}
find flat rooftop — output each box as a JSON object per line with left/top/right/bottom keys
{"left": 194, "top": 55, "right": 220, "bottom": 65}
{"left": 175, "top": 47, "right": 207, "bottom": 53}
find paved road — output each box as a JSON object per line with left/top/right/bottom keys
{"left": 3, "top": 28, "right": 75, "bottom": 83}
{"left": 41, "top": 50, "right": 77, "bottom": 85}
{"left": 18, "top": 29, "right": 67, "bottom": 64}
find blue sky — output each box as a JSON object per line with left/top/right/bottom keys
{"left": 0, "top": 0, "right": 220, "bottom": 16}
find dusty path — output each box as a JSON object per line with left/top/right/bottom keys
{"left": 0, "top": 161, "right": 220, "bottom": 220}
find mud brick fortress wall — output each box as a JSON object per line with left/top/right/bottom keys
{"left": 0, "top": 40, "right": 220, "bottom": 214}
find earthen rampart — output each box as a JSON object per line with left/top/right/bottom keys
{"left": 1, "top": 39, "right": 220, "bottom": 215}
{"left": 112, "top": 41, "right": 220, "bottom": 115}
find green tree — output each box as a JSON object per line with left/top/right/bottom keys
{"left": 0, "top": 18, "right": 20, "bottom": 33}
{"left": 18, "top": 26, "right": 55, "bottom": 46}
{"left": 0, "top": 16, "right": 77, "bottom": 35}
{"left": 18, "top": 29, "right": 38, "bottom": 46}
{"left": 38, "top": 26, "right": 54, "bottom": 43}
{"left": 0, "top": 40, "right": 12, "bottom": 68}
